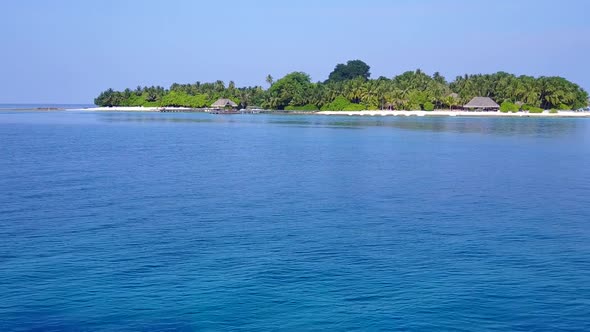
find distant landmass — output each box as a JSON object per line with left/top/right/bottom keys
{"left": 0, "top": 104, "right": 95, "bottom": 110}
{"left": 94, "top": 60, "right": 589, "bottom": 112}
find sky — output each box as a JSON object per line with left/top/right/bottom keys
{"left": 0, "top": 0, "right": 589, "bottom": 104}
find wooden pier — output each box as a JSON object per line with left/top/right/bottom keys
{"left": 159, "top": 108, "right": 206, "bottom": 113}
{"left": 158, "top": 107, "right": 275, "bottom": 114}
{"left": 209, "top": 109, "right": 240, "bottom": 114}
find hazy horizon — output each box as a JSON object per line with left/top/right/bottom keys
{"left": 1, "top": 0, "right": 589, "bottom": 104}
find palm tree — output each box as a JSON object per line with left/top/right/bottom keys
{"left": 443, "top": 94, "right": 458, "bottom": 110}
{"left": 214, "top": 80, "right": 225, "bottom": 93}
{"left": 265, "top": 74, "right": 274, "bottom": 87}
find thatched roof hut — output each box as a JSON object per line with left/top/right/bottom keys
{"left": 464, "top": 97, "right": 500, "bottom": 110}
{"left": 211, "top": 98, "right": 238, "bottom": 109}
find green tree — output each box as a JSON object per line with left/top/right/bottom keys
{"left": 327, "top": 60, "right": 371, "bottom": 82}
{"left": 266, "top": 72, "right": 313, "bottom": 109}
{"left": 94, "top": 65, "right": 588, "bottom": 112}
{"left": 265, "top": 74, "right": 274, "bottom": 87}
{"left": 321, "top": 96, "right": 353, "bottom": 111}
{"left": 443, "top": 94, "right": 459, "bottom": 110}
{"left": 500, "top": 101, "right": 519, "bottom": 113}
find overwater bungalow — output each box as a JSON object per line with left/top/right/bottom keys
{"left": 210, "top": 98, "right": 239, "bottom": 114}
{"left": 211, "top": 98, "right": 238, "bottom": 110}
{"left": 464, "top": 97, "right": 500, "bottom": 111}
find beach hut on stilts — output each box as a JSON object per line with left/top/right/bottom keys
{"left": 463, "top": 97, "right": 500, "bottom": 111}
{"left": 210, "top": 98, "right": 239, "bottom": 114}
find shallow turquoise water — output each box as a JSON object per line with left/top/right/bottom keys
{"left": 1, "top": 111, "right": 589, "bottom": 331}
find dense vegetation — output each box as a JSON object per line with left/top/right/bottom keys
{"left": 95, "top": 60, "right": 589, "bottom": 111}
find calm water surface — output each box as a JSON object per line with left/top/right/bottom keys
{"left": 1, "top": 111, "right": 589, "bottom": 331}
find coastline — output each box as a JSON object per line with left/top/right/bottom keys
{"left": 315, "top": 110, "right": 590, "bottom": 117}
{"left": 74, "top": 106, "right": 163, "bottom": 112}
{"left": 69, "top": 107, "right": 590, "bottom": 118}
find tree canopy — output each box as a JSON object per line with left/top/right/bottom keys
{"left": 265, "top": 72, "right": 313, "bottom": 109}
{"left": 95, "top": 61, "right": 589, "bottom": 111}
{"left": 327, "top": 60, "right": 371, "bottom": 83}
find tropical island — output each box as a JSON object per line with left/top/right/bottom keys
{"left": 94, "top": 60, "right": 589, "bottom": 113}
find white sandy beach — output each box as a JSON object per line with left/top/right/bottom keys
{"left": 73, "top": 106, "right": 200, "bottom": 112}
{"left": 316, "top": 110, "right": 590, "bottom": 117}
{"left": 76, "top": 106, "right": 164, "bottom": 111}
{"left": 69, "top": 107, "right": 590, "bottom": 117}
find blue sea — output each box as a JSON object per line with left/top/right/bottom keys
{"left": 0, "top": 104, "right": 94, "bottom": 110}
{"left": 1, "top": 111, "right": 589, "bottom": 331}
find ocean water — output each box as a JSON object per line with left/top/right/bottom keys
{"left": 0, "top": 104, "right": 94, "bottom": 110}
{"left": 1, "top": 111, "right": 589, "bottom": 331}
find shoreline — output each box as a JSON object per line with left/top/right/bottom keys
{"left": 76, "top": 106, "right": 163, "bottom": 112}
{"left": 315, "top": 110, "right": 590, "bottom": 117}
{"left": 67, "top": 107, "right": 590, "bottom": 117}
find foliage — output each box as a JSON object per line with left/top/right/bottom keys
{"left": 423, "top": 102, "right": 435, "bottom": 111}
{"left": 265, "top": 74, "right": 274, "bottom": 87}
{"left": 264, "top": 72, "right": 313, "bottom": 110}
{"left": 319, "top": 96, "right": 365, "bottom": 111}
{"left": 451, "top": 73, "right": 588, "bottom": 110}
{"left": 94, "top": 86, "right": 167, "bottom": 107}
{"left": 321, "top": 96, "right": 352, "bottom": 111}
{"left": 327, "top": 60, "right": 371, "bottom": 83}
{"left": 343, "top": 103, "right": 365, "bottom": 111}
{"left": 443, "top": 95, "right": 459, "bottom": 109}
{"left": 94, "top": 61, "right": 589, "bottom": 113}
{"left": 500, "top": 101, "right": 519, "bottom": 113}
{"left": 159, "top": 91, "right": 209, "bottom": 108}
{"left": 522, "top": 104, "right": 544, "bottom": 113}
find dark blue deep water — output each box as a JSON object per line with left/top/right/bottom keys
{"left": 1, "top": 111, "right": 589, "bottom": 331}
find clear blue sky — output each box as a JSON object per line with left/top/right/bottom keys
{"left": 1, "top": 0, "right": 589, "bottom": 103}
